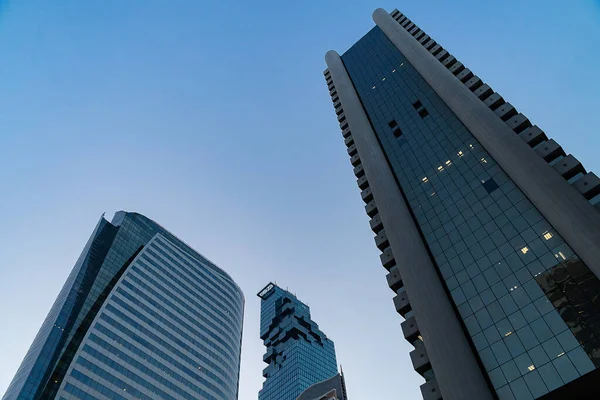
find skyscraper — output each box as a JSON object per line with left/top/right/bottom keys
{"left": 3, "top": 211, "right": 244, "bottom": 400}
{"left": 258, "top": 283, "right": 338, "bottom": 400}
{"left": 324, "top": 7, "right": 600, "bottom": 400}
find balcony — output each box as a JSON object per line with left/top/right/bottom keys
{"left": 553, "top": 154, "right": 585, "bottom": 180}
{"left": 464, "top": 76, "right": 483, "bottom": 91}
{"left": 506, "top": 113, "right": 532, "bottom": 133}
{"left": 369, "top": 214, "right": 383, "bottom": 233}
{"left": 386, "top": 266, "right": 403, "bottom": 291}
{"left": 361, "top": 187, "right": 373, "bottom": 203}
{"left": 393, "top": 292, "right": 411, "bottom": 316}
{"left": 380, "top": 247, "right": 396, "bottom": 269}
{"left": 473, "top": 84, "right": 493, "bottom": 99}
{"left": 424, "top": 39, "right": 437, "bottom": 50}
{"left": 519, "top": 126, "right": 547, "bottom": 147}
{"left": 573, "top": 172, "right": 600, "bottom": 200}
{"left": 435, "top": 49, "right": 449, "bottom": 62}
{"left": 350, "top": 153, "right": 361, "bottom": 167}
{"left": 357, "top": 175, "right": 369, "bottom": 190}
{"left": 374, "top": 229, "right": 389, "bottom": 250}
{"left": 347, "top": 144, "right": 357, "bottom": 157}
{"left": 494, "top": 102, "right": 518, "bottom": 121}
{"left": 448, "top": 61, "right": 464, "bottom": 75}
{"left": 429, "top": 44, "right": 442, "bottom": 56}
{"left": 441, "top": 55, "right": 456, "bottom": 68}
{"left": 535, "top": 139, "right": 565, "bottom": 162}
{"left": 401, "top": 315, "right": 419, "bottom": 343}
{"left": 365, "top": 200, "right": 378, "bottom": 217}
{"left": 483, "top": 92, "right": 504, "bottom": 110}
{"left": 421, "top": 378, "right": 443, "bottom": 400}
{"left": 410, "top": 346, "right": 432, "bottom": 375}
{"left": 456, "top": 68, "right": 473, "bottom": 82}
{"left": 353, "top": 164, "right": 365, "bottom": 178}
{"left": 344, "top": 136, "right": 354, "bottom": 147}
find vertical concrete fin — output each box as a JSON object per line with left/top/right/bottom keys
{"left": 325, "top": 48, "right": 494, "bottom": 400}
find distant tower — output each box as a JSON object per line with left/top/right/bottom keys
{"left": 324, "top": 6, "right": 600, "bottom": 400}
{"left": 3, "top": 211, "right": 244, "bottom": 400}
{"left": 258, "top": 283, "right": 338, "bottom": 400}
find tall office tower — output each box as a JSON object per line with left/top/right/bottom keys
{"left": 296, "top": 372, "right": 348, "bottom": 400}
{"left": 3, "top": 211, "right": 244, "bottom": 400}
{"left": 324, "top": 7, "right": 600, "bottom": 400}
{"left": 258, "top": 283, "right": 338, "bottom": 400}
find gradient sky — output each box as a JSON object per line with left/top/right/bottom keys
{"left": 1, "top": 1, "right": 599, "bottom": 399}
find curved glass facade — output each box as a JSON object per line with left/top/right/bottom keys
{"left": 3, "top": 212, "right": 244, "bottom": 400}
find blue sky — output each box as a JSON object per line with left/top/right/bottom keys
{"left": 0, "top": 1, "right": 598, "bottom": 399}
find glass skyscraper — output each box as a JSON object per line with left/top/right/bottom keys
{"left": 257, "top": 283, "right": 338, "bottom": 400}
{"left": 3, "top": 211, "right": 244, "bottom": 400}
{"left": 325, "top": 7, "right": 600, "bottom": 400}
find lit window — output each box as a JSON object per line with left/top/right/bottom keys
{"left": 437, "top": 166, "right": 444, "bottom": 171}
{"left": 422, "top": 177, "right": 429, "bottom": 182}
{"left": 504, "top": 331, "right": 512, "bottom": 337}
{"left": 392, "top": 69, "right": 396, "bottom": 73}
{"left": 509, "top": 286, "right": 518, "bottom": 291}
{"left": 430, "top": 192, "right": 436, "bottom": 197}
{"left": 557, "top": 252, "right": 566, "bottom": 260}
{"left": 521, "top": 247, "right": 529, "bottom": 254}
{"left": 400, "top": 62, "right": 404, "bottom": 67}
{"left": 445, "top": 160, "right": 452, "bottom": 166}
{"left": 543, "top": 231, "right": 553, "bottom": 240}
{"left": 469, "top": 144, "right": 474, "bottom": 149}
{"left": 557, "top": 352, "right": 565, "bottom": 357}
{"left": 382, "top": 77, "right": 386, "bottom": 81}
{"left": 372, "top": 86, "right": 376, "bottom": 90}
{"left": 457, "top": 150, "right": 464, "bottom": 157}
{"left": 528, "top": 365, "right": 535, "bottom": 371}
{"left": 481, "top": 157, "right": 488, "bottom": 164}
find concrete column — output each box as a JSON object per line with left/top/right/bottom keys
{"left": 325, "top": 51, "right": 494, "bottom": 400}
{"left": 373, "top": 8, "right": 600, "bottom": 279}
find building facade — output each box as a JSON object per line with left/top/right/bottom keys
{"left": 324, "top": 8, "right": 600, "bottom": 400}
{"left": 296, "top": 372, "right": 348, "bottom": 400}
{"left": 3, "top": 211, "right": 244, "bottom": 400}
{"left": 258, "top": 283, "right": 338, "bottom": 400}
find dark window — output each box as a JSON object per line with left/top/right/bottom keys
{"left": 393, "top": 128, "right": 403, "bottom": 138}
{"left": 413, "top": 100, "right": 423, "bottom": 110}
{"left": 388, "top": 120, "right": 398, "bottom": 128}
{"left": 482, "top": 178, "right": 500, "bottom": 194}
{"left": 418, "top": 108, "right": 429, "bottom": 118}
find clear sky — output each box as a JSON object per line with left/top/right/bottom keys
{"left": 0, "top": 1, "right": 599, "bottom": 399}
